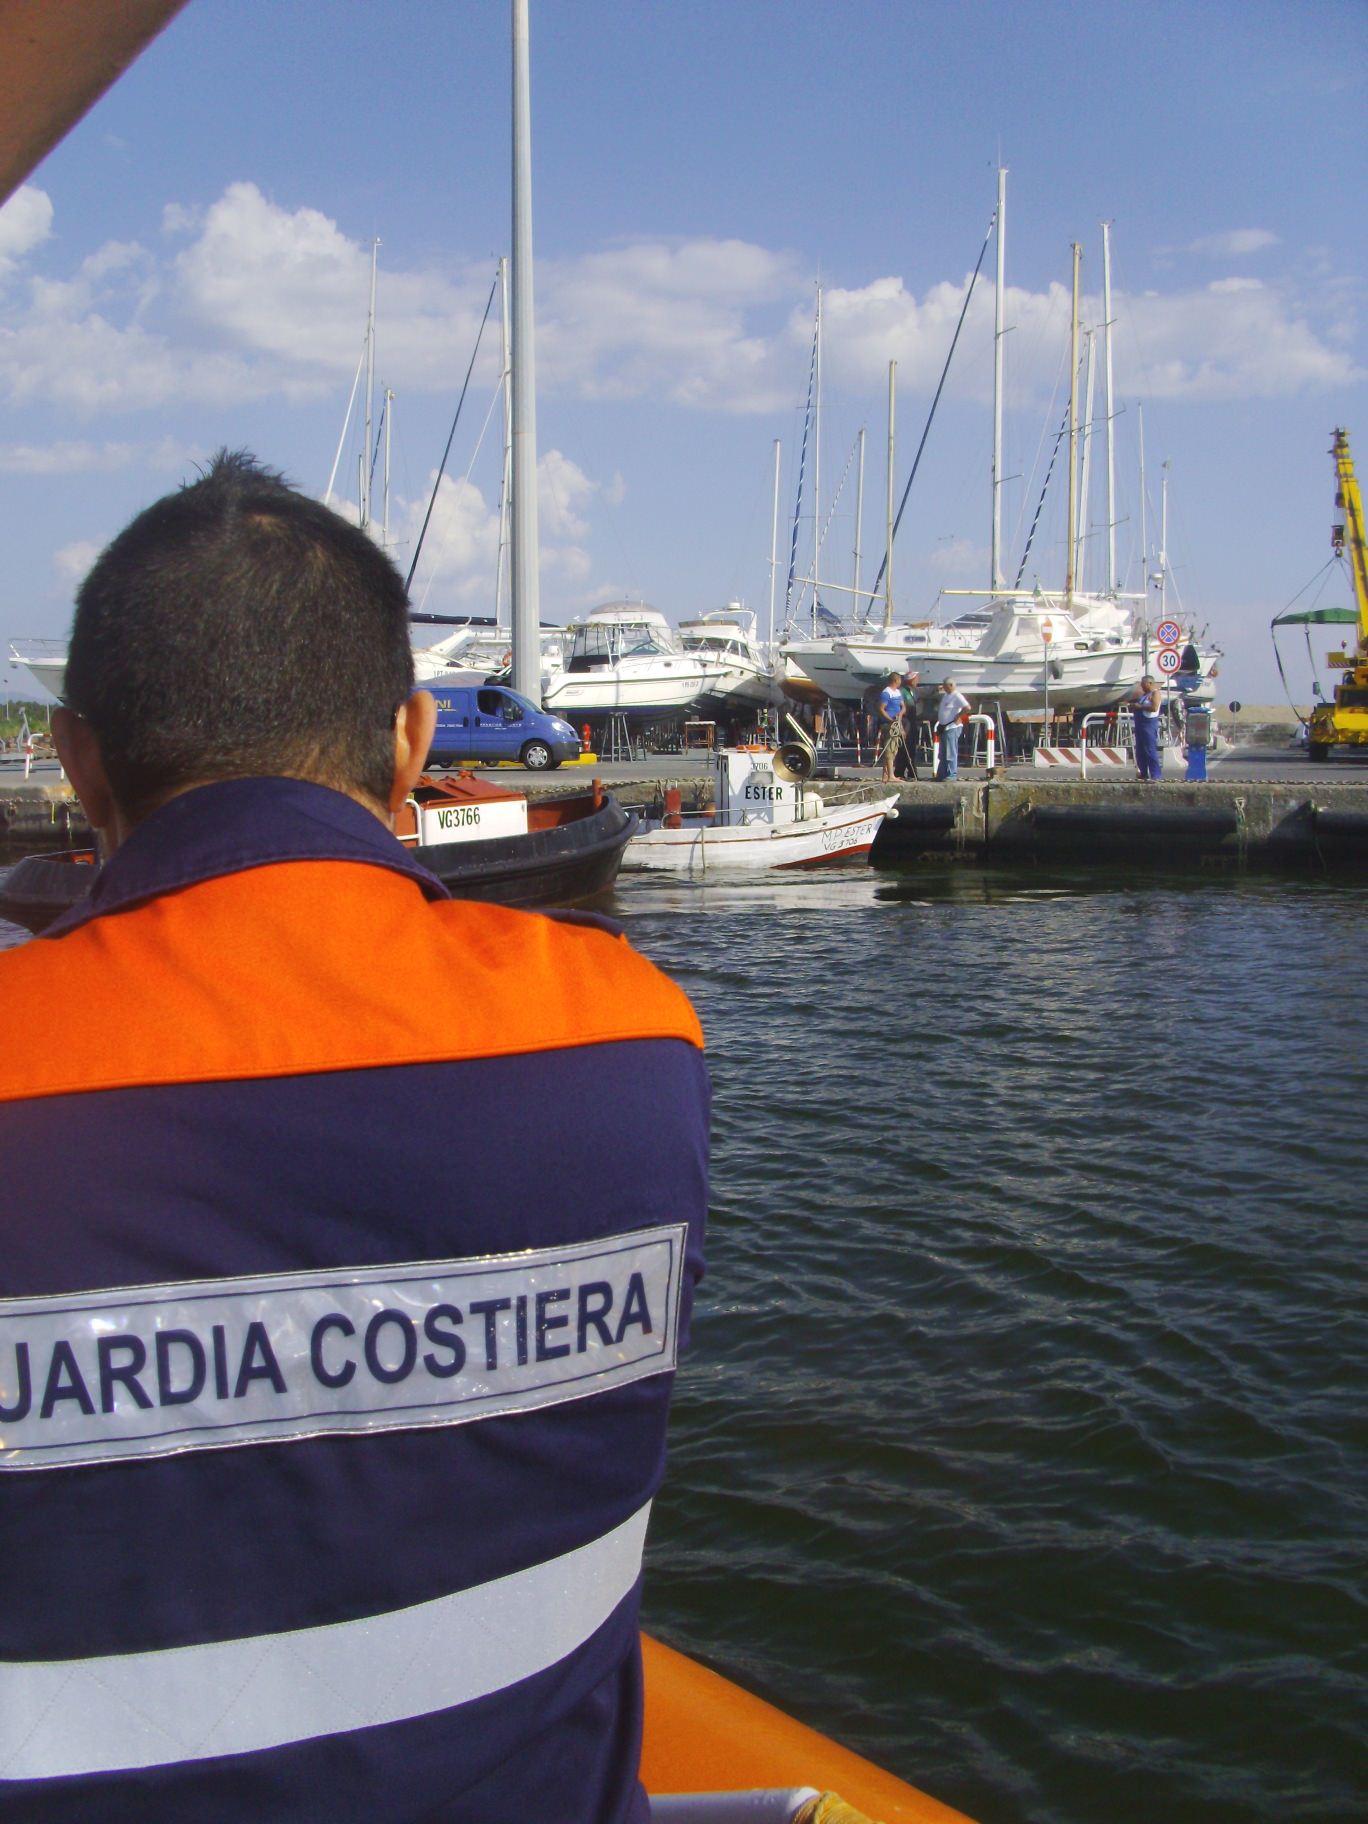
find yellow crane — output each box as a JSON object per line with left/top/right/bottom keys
{"left": 1310, "top": 427, "right": 1368, "bottom": 760}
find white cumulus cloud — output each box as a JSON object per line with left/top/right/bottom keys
{"left": 0, "top": 183, "right": 1356, "bottom": 424}
{"left": 53, "top": 540, "right": 102, "bottom": 587}
{"left": 1186, "top": 229, "right": 1279, "bottom": 258}
{"left": 0, "top": 441, "right": 133, "bottom": 475}
{"left": 0, "top": 186, "right": 53, "bottom": 280}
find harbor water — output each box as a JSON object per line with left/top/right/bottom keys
{"left": 3, "top": 865, "right": 1364, "bottom": 1822}
{"left": 614, "top": 866, "right": 1366, "bottom": 1824}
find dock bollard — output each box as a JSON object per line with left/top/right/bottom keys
{"left": 965, "top": 713, "right": 995, "bottom": 771}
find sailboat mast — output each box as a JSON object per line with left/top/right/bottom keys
{"left": 1065, "top": 242, "right": 1080, "bottom": 607}
{"left": 494, "top": 254, "right": 512, "bottom": 630}
{"left": 361, "top": 238, "right": 378, "bottom": 531}
{"left": 510, "top": 0, "right": 541, "bottom": 698}
{"left": 853, "top": 426, "right": 866, "bottom": 623}
{"left": 1137, "top": 402, "right": 1150, "bottom": 669}
{"left": 812, "top": 285, "right": 822, "bottom": 634}
{"left": 382, "top": 388, "right": 393, "bottom": 552}
{"left": 885, "top": 361, "right": 895, "bottom": 629}
{"left": 1102, "top": 221, "right": 1117, "bottom": 593}
{"left": 1159, "top": 459, "right": 1170, "bottom": 625}
{"left": 992, "top": 166, "right": 1007, "bottom": 592}
{"left": 768, "top": 438, "right": 781, "bottom": 659}
{"left": 1077, "top": 330, "right": 1096, "bottom": 590}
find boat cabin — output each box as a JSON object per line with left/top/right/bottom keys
{"left": 564, "top": 605, "right": 679, "bottom": 673}
{"left": 976, "top": 596, "right": 1129, "bottom": 656}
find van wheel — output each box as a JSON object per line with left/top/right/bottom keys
{"left": 521, "top": 740, "right": 555, "bottom": 770}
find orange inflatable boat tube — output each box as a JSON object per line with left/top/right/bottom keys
{"left": 640, "top": 1634, "right": 974, "bottom": 1823}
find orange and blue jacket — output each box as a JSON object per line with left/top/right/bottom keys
{"left": 0, "top": 776, "right": 709, "bottom": 1822}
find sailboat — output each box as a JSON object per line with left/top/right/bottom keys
{"left": 786, "top": 186, "right": 1151, "bottom": 716}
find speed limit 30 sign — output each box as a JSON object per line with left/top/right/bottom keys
{"left": 1156, "top": 646, "right": 1182, "bottom": 675}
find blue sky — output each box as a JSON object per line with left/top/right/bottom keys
{"left": 1, "top": 0, "right": 1364, "bottom": 706}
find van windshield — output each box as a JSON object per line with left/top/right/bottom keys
{"left": 475, "top": 688, "right": 544, "bottom": 721}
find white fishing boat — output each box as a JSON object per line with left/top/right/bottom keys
{"left": 542, "top": 602, "right": 727, "bottom": 724}
{"left": 677, "top": 604, "right": 783, "bottom": 719}
{"left": 622, "top": 742, "right": 896, "bottom": 874}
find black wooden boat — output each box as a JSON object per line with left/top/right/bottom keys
{"left": 399, "top": 774, "right": 634, "bottom": 908}
{"left": 0, "top": 776, "right": 632, "bottom": 936}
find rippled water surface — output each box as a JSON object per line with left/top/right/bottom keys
{"left": 3, "top": 863, "right": 1364, "bottom": 1821}
{"left": 610, "top": 866, "right": 1367, "bottom": 1824}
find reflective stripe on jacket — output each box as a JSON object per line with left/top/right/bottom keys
{"left": 0, "top": 778, "right": 709, "bottom": 1823}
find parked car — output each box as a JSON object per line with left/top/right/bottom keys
{"left": 426, "top": 678, "right": 581, "bottom": 770}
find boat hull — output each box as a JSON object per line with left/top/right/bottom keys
{"left": 543, "top": 663, "right": 724, "bottom": 723}
{"left": 0, "top": 797, "right": 634, "bottom": 934}
{"left": 7, "top": 642, "right": 68, "bottom": 702}
{"left": 641, "top": 1633, "right": 973, "bottom": 1822}
{"left": 417, "top": 794, "right": 633, "bottom": 905}
{"left": 621, "top": 798, "right": 895, "bottom": 873}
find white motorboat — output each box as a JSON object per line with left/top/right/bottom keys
{"left": 411, "top": 617, "right": 565, "bottom": 687}
{"left": 792, "top": 591, "right": 1146, "bottom": 712}
{"left": 8, "top": 640, "right": 67, "bottom": 702}
{"left": 676, "top": 605, "right": 783, "bottom": 720}
{"left": 7, "top": 622, "right": 558, "bottom": 702}
{"left": 622, "top": 744, "right": 896, "bottom": 874}
{"left": 541, "top": 603, "right": 727, "bottom": 724}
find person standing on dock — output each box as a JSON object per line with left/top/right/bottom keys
{"left": 0, "top": 452, "right": 709, "bottom": 1824}
{"left": 935, "top": 678, "right": 972, "bottom": 780}
{"left": 1130, "top": 674, "right": 1163, "bottom": 781}
{"left": 896, "top": 666, "right": 921, "bottom": 780}
{"left": 877, "top": 670, "right": 904, "bottom": 784}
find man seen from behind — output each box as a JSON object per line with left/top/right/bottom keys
{"left": 0, "top": 452, "right": 709, "bottom": 1823}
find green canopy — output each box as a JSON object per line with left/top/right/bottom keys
{"left": 1271, "top": 606, "right": 1357, "bottom": 627}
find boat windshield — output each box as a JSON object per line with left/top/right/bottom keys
{"left": 567, "top": 619, "right": 676, "bottom": 667}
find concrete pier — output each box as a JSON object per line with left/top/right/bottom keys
{"left": 869, "top": 777, "right": 1368, "bottom": 869}
{"left": 5, "top": 755, "right": 1367, "bottom": 872}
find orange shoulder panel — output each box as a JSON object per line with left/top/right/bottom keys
{"left": 0, "top": 862, "right": 703, "bottom": 1104}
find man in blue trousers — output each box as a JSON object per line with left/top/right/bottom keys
{"left": 1130, "top": 674, "right": 1163, "bottom": 780}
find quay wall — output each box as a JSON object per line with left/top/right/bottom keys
{"left": 5, "top": 774, "right": 1367, "bottom": 872}
{"left": 869, "top": 778, "right": 1368, "bottom": 870}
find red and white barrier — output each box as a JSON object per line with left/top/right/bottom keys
{"left": 1034, "top": 745, "right": 1130, "bottom": 769}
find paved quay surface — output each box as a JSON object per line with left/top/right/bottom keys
{"left": 4, "top": 746, "right": 1366, "bottom": 872}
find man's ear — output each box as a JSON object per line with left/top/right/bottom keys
{"left": 389, "top": 690, "right": 437, "bottom": 813}
{"left": 52, "top": 708, "right": 119, "bottom": 841}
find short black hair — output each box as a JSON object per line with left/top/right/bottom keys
{"left": 65, "top": 450, "right": 414, "bottom": 820}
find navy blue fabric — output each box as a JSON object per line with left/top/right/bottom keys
{"left": 1, "top": 1590, "right": 650, "bottom": 1824}
{"left": 43, "top": 776, "right": 450, "bottom": 936}
{"left": 0, "top": 781, "right": 708, "bottom": 1822}
{"left": 0, "top": 1043, "right": 709, "bottom": 1659}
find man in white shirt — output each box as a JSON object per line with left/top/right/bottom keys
{"left": 935, "top": 678, "right": 971, "bottom": 780}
